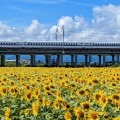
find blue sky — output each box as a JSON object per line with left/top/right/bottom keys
{"left": 0, "top": 0, "right": 120, "bottom": 42}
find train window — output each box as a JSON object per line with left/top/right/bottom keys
{"left": 66, "top": 43, "right": 69, "bottom": 45}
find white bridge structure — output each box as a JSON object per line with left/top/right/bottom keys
{"left": 0, "top": 41, "right": 120, "bottom": 66}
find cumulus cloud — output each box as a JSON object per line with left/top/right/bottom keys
{"left": 0, "top": 21, "right": 17, "bottom": 41}
{"left": 24, "top": 20, "right": 47, "bottom": 35}
{"left": 1, "top": 4, "right": 120, "bottom": 42}
{"left": 92, "top": 4, "right": 120, "bottom": 30}
{"left": 91, "top": 4, "right": 120, "bottom": 42}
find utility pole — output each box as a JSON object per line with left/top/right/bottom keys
{"left": 56, "top": 28, "right": 58, "bottom": 41}
{"left": 62, "top": 25, "right": 65, "bottom": 54}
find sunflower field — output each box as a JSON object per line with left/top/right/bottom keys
{"left": 0, "top": 67, "right": 120, "bottom": 120}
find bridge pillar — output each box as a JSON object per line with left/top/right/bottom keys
{"left": 103, "top": 55, "right": 106, "bottom": 66}
{"left": 16, "top": 55, "right": 20, "bottom": 66}
{"left": 71, "top": 55, "right": 74, "bottom": 67}
{"left": 85, "top": 55, "right": 88, "bottom": 66}
{"left": 117, "top": 55, "right": 119, "bottom": 63}
{"left": 89, "top": 55, "right": 92, "bottom": 64}
{"left": 60, "top": 55, "right": 63, "bottom": 66}
{"left": 98, "top": 55, "right": 102, "bottom": 66}
{"left": 75, "top": 55, "right": 77, "bottom": 67}
{"left": 112, "top": 55, "right": 115, "bottom": 63}
{"left": 1, "top": 54, "right": 5, "bottom": 66}
{"left": 45, "top": 55, "right": 51, "bottom": 66}
{"left": 56, "top": 55, "right": 60, "bottom": 66}
{"left": 31, "top": 55, "right": 35, "bottom": 66}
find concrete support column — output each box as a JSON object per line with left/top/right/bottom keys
{"left": 89, "top": 55, "right": 92, "bottom": 63}
{"left": 103, "top": 55, "right": 106, "bottom": 66}
{"left": 31, "top": 55, "right": 35, "bottom": 66}
{"left": 45, "top": 55, "right": 51, "bottom": 66}
{"left": 75, "top": 55, "right": 77, "bottom": 67}
{"left": 56, "top": 55, "right": 60, "bottom": 66}
{"left": 112, "top": 55, "right": 115, "bottom": 63}
{"left": 1, "top": 54, "right": 5, "bottom": 66}
{"left": 117, "top": 55, "right": 119, "bottom": 63}
{"left": 98, "top": 55, "right": 101, "bottom": 66}
{"left": 16, "top": 55, "right": 20, "bottom": 66}
{"left": 85, "top": 55, "right": 88, "bottom": 66}
{"left": 71, "top": 55, "right": 74, "bottom": 66}
{"left": 60, "top": 55, "right": 63, "bottom": 66}
{"left": 98, "top": 55, "right": 102, "bottom": 66}
{"left": 45, "top": 55, "right": 48, "bottom": 65}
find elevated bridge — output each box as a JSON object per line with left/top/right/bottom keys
{"left": 0, "top": 41, "right": 120, "bottom": 66}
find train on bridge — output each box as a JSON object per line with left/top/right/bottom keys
{"left": 0, "top": 41, "right": 120, "bottom": 48}
{"left": 0, "top": 41, "right": 120, "bottom": 67}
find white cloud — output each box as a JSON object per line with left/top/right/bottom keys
{"left": 25, "top": 20, "right": 46, "bottom": 35}
{"left": 57, "top": 16, "right": 87, "bottom": 30}
{"left": 0, "top": 21, "right": 16, "bottom": 38}
{"left": 90, "top": 4, "right": 120, "bottom": 42}
{"left": 92, "top": 4, "right": 120, "bottom": 29}
{"left": 1, "top": 4, "right": 120, "bottom": 42}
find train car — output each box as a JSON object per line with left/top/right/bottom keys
{"left": 0, "top": 41, "right": 120, "bottom": 49}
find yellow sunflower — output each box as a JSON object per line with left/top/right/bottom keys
{"left": 81, "top": 101, "right": 91, "bottom": 111}
{"left": 32, "top": 100, "right": 39, "bottom": 117}
{"left": 25, "top": 91, "right": 32, "bottom": 102}
{"left": 53, "top": 100, "right": 60, "bottom": 110}
{"left": 88, "top": 110, "right": 99, "bottom": 120}
{"left": 0, "top": 86, "right": 7, "bottom": 97}
{"left": 5, "top": 107, "right": 11, "bottom": 120}
{"left": 64, "top": 111, "right": 72, "bottom": 120}
{"left": 24, "top": 108, "right": 30, "bottom": 116}
{"left": 74, "top": 107, "right": 86, "bottom": 119}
